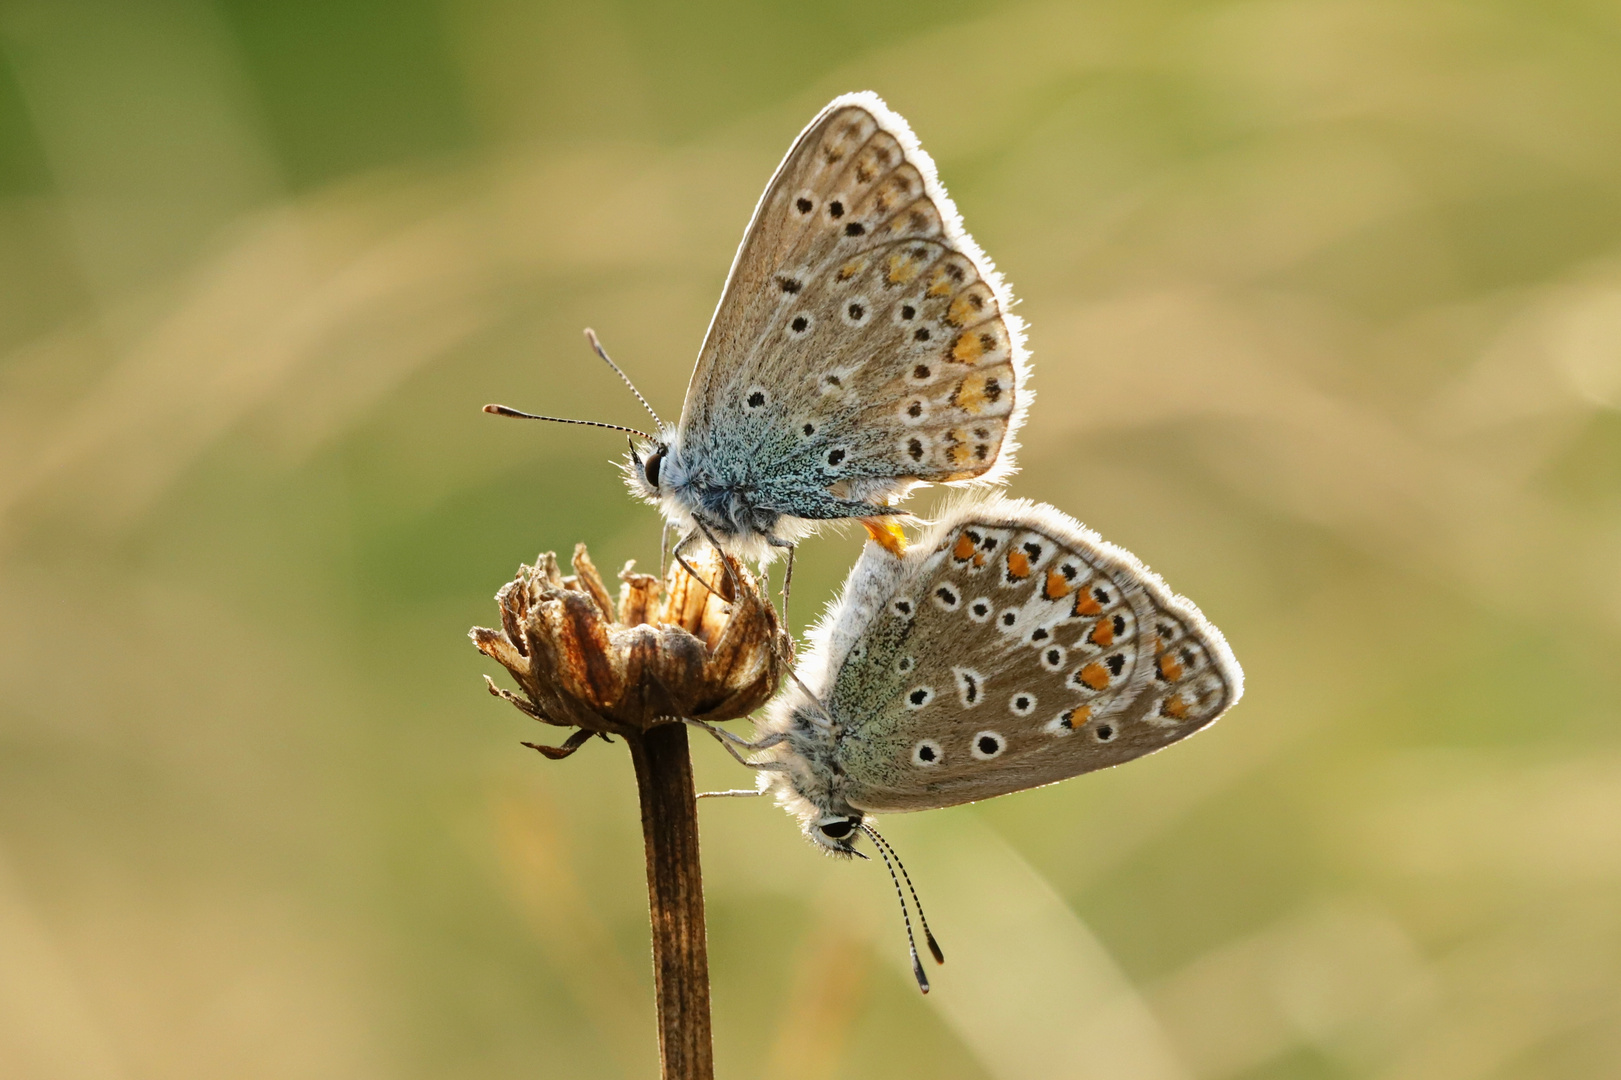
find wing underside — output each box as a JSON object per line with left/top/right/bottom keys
{"left": 816, "top": 497, "right": 1242, "bottom": 811}
{"left": 676, "top": 93, "right": 1031, "bottom": 506}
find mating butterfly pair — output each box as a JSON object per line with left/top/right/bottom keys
{"left": 489, "top": 93, "right": 1243, "bottom": 990}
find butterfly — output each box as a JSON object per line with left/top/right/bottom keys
{"left": 487, "top": 92, "right": 1030, "bottom": 567}
{"left": 693, "top": 494, "right": 1242, "bottom": 988}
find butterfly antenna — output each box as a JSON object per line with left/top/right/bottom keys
{"left": 861, "top": 822, "right": 931, "bottom": 993}
{"left": 482, "top": 404, "right": 653, "bottom": 441}
{"left": 865, "top": 825, "right": 944, "bottom": 966}
{"left": 585, "top": 328, "right": 665, "bottom": 430}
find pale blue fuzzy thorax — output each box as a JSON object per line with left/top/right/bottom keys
{"left": 623, "top": 426, "right": 913, "bottom": 563}
{"left": 756, "top": 539, "right": 907, "bottom": 830}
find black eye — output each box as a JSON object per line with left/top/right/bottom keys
{"left": 820, "top": 819, "right": 854, "bottom": 839}
{"left": 644, "top": 446, "right": 667, "bottom": 488}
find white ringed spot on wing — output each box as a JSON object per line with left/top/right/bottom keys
{"left": 900, "top": 398, "right": 930, "bottom": 425}
{"left": 952, "top": 667, "right": 985, "bottom": 708}
{"left": 970, "top": 731, "right": 1006, "bottom": 760}
{"left": 900, "top": 433, "right": 930, "bottom": 465}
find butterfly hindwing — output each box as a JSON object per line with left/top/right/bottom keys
{"left": 678, "top": 93, "right": 1030, "bottom": 517}
{"left": 804, "top": 496, "right": 1243, "bottom": 812}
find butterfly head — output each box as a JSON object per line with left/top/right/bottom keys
{"left": 623, "top": 430, "right": 680, "bottom": 503}
{"left": 756, "top": 702, "right": 869, "bottom": 856}
{"left": 632, "top": 441, "right": 668, "bottom": 490}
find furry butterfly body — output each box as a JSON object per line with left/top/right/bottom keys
{"left": 749, "top": 495, "right": 1243, "bottom": 852}
{"left": 623, "top": 92, "right": 1031, "bottom": 562}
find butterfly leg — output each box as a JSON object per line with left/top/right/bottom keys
{"left": 682, "top": 718, "right": 786, "bottom": 752}
{"left": 669, "top": 528, "right": 723, "bottom": 598}
{"left": 692, "top": 519, "right": 752, "bottom": 601}
{"left": 696, "top": 788, "right": 766, "bottom": 799}
{"left": 768, "top": 537, "right": 797, "bottom": 635}
{"left": 682, "top": 719, "right": 789, "bottom": 771}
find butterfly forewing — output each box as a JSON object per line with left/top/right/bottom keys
{"left": 679, "top": 93, "right": 1028, "bottom": 512}
{"left": 819, "top": 498, "right": 1242, "bottom": 812}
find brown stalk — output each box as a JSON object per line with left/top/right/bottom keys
{"left": 472, "top": 544, "right": 781, "bottom": 1080}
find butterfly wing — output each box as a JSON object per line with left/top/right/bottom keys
{"left": 803, "top": 496, "right": 1242, "bottom": 812}
{"left": 677, "top": 93, "right": 1030, "bottom": 518}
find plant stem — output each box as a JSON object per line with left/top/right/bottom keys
{"left": 627, "top": 723, "right": 714, "bottom": 1080}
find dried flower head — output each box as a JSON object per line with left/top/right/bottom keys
{"left": 471, "top": 544, "right": 782, "bottom": 758}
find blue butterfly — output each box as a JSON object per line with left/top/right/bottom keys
{"left": 487, "top": 92, "right": 1030, "bottom": 571}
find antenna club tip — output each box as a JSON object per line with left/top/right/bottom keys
{"left": 482, "top": 404, "right": 500, "bottom": 413}
{"left": 927, "top": 934, "right": 946, "bottom": 965}
{"left": 912, "top": 953, "right": 931, "bottom": 994}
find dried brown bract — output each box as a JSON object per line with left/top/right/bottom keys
{"left": 471, "top": 544, "right": 782, "bottom": 757}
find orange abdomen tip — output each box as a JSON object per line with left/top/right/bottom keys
{"left": 862, "top": 517, "right": 909, "bottom": 556}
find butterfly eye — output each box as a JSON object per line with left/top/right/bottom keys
{"left": 644, "top": 446, "right": 667, "bottom": 488}
{"left": 817, "top": 816, "right": 858, "bottom": 839}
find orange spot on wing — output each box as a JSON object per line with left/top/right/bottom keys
{"left": 972, "top": 551, "right": 987, "bottom": 567}
{"left": 1072, "top": 588, "right": 1103, "bottom": 617}
{"left": 1157, "top": 654, "right": 1185, "bottom": 682}
{"left": 952, "top": 373, "right": 993, "bottom": 413}
{"left": 950, "top": 332, "right": 984, "bottom": 363}
{"left": 886, "top": 252, "right": 921, "bottom": 285}
{"left": 926, "top": 269, "right": 954, "bottom": 297}
{"left": 952, "top": 533, "right": 977, "bottom": 560}
{"left": 836, "top": 257, "right": 866, "bottom": 281}
{"left": 862, "top": 517, "right": 908, "bottom": 556}
{"left": 1161, "top": 694, "right": 1190, "bottom": 720}
{"left": 1089, "top": 619, "right": 1115, "bottom": 648}
{"left": 1042, "top": 569, "right": 1071, "bottom": 601}
{"left": 1078, "top": 663, "right": 1110, "bottom": 691}
{"left": 1006, "top": 550, "right": 1031, "bottom": 579}
{"left": 947, "top": 293, "right": 982, "bottom": 327}
{"left": 1062, "top": 705, "right": 1091, "bottom": 729}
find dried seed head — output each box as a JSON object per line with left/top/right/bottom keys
{"left": 471, "top": 544, "right": 782, "bottom": 749}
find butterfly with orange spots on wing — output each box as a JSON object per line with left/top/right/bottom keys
{"left": 485, "top": 92, "right": 1030, "bottom": 569}
{"left": 690, "top": 494, "right": 1243, "bottom": 990}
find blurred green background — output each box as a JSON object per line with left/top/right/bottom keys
{"left": 4, "top": 1, "right": 1621, "bottom": 1077}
